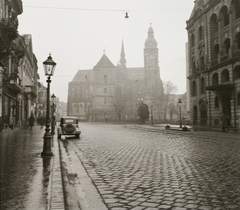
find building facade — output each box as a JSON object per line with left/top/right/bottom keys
{"left": 0, "top": 0, "right": 39, "bottom": 130}
{"left": 186, "top": 0, "right": 240, "bottom": 128}
{"left": 68, "top": 26, "right": 164, "bottom": 121}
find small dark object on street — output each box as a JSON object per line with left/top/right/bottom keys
{"left": 182, "top": 126, "right": 188, "bottom": 131}
{"left": 165, "top": 124, "right": 170, "bottom": 129}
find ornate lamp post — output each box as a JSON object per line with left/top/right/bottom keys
{"left": 41, "top": 54, "right": 56, "bottom": 157}
{"left": 150, "top": 105, "right": 153, "bottom": 126}
{"left": 51, "top": 94, "right": 56, "bottom": 135}
{"left": 178, "top": 99, "right": 182, "bottom": 128}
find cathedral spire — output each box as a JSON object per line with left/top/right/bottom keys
{"left": 119, "top": 40, "right": 126, "bottom": 68}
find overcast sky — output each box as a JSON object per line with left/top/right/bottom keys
{"left": 18, "top": 0, "right": 194, "bottom": 103}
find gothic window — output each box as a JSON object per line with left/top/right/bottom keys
{"left": 210, "top": 14, "right": 218, "bottom": 34}
{"left": 200, "top": 77, "right": 205, "bottom": 94}
{"left": 220, "top": 6, "right": 229, "bottom": 27}
{"left": 232, "top": 0, "right": 240, "bottom": 20}
{"left": 199, "top": 26, "right": 203, "bottom": 41}
{"left": 103, "top": 75, "right": 108, "bottom": 84}
{"left": 233, "top": 65, "right": 240, "bottom": 80}
{"left": 191, "top": 34, "right": 195, "bottom": 48}
{"left": 215, "top": 96, "right": 219, "bottom": 108}
{"left": 199, "top": 51, "right": 205, "bottom": 71}
{"left": 212, "top": 73, "right": 218, "bottom": 85}
{"left": 221, "top": 69, "right": 229, "bottom": 83}
{"left": 224, "top": 38, "right": 230, "bottom": 54}
{"left": 213, "top": 44, "right": 219, "bottom": 60}
{"left": 192, "top": 58, "right": 196, "bottom": 74}
{"left": 192, "top": 81, "right": 197, "bottom": 96}
{"left": 236, "top": 32, "right": 240, "bottom": 50}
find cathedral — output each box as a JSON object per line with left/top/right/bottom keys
{"left": 67, "top": 25, "right": 164, "bottom": 121}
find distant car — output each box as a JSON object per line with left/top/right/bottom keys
{"left": 57, "top": 116, "right": 81, "bottom": 139}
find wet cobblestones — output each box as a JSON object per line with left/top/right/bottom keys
{"left": 69, "top": 123, "right": 240, "bottom": 210}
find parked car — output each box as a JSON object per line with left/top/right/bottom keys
{"left": 57, "top": 116, "right": 81, "bottom": 139}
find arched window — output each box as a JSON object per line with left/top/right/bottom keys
{"left": 221, "top": 69, "right": 229, "bottom": 83}
{"left": 232, "top": 0, "right": 240, "bottom": 20}
{"left": 191, "top": 34, "right": 195, "bottom": 47}
{"left": 236, "top": 32, "right": 240, "bottom": 50}
{"left": 199, "top": 26, "right": 203, "bottom": 41}
{"left": 238, "top": 93, "right": 240, "bottom": 106}
{"left": 220, "top": 6, "right": 229, "bottom": 27}
{"left": 224, "top": 38, "right": 230, "bottom": 54}
{"left": 210, "top": 14, "right": 218, "bottom": 34}
{"left": 233, "top": 65, "right": 240, "bottom": 80}
{"left": 103, "top": 75, "right": 108, "bottom": 83}
{"left": 192, "top": 81, "right": 197, "bottom": 96}
{"left": 212, "top": 73, "right": 219, "bottom": 85}
{"left": 200, "top": 51, "right": 205, "bottom": 71}
{"left": 215, "top": 96, "right": 219, "bottom": 108}
{"left": 192, "top": 58, "right": 196, "bottom": 74}
{"left": 200, "top": 77, "right": 205, "bottom": 94}
{"left": 213, "top": 44, "right": 219, "bottom": 60}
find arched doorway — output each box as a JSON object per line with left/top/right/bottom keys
{"left": 193, "top": 106, "right": 198, "bottom": 125}
{"left": 222, "top": 92, "right": 231, "bottom": 126}
{"left": 199, "top": 100, "right": 207, "bottom": 126}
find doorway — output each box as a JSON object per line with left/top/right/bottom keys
{"left": 222, "top": 92, "right": 231, "bottom": 126}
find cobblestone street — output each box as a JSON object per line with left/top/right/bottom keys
{"left": 67, "top": 123, "right": 240, "bottom": 210}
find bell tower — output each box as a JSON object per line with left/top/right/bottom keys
{"left": 144, "top": 24, "right": 160, "bottom": 88}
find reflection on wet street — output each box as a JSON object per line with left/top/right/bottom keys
{"left": 0, "top": 127, "right": 53, "bottom": 210}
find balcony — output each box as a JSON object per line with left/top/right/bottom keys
{"left": 25, "top": 85, "right": 37, "bottom": 98}
{"left": 4, "top": 75, "right": 22, "bottom": 92}
{"left": 0, "top": 18, "right": 19, "bottom": 40}
{"left": 221, "top": 54, "right": 229, "bottom": 62}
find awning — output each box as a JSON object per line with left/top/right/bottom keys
{"left": 206, "top": 84, "right": 234, "bottom": 91}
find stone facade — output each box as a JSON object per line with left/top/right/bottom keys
{"left": 68, "top": 26, "right": 164, "bottom": 121}
{"left": 186, "top": 0, "right": 240, "bottom": 128}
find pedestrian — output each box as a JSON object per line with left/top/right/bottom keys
{"left": 40, "top": 116, "right": 44, "bottom": 128}
{"left": 221, "top": 112, "right": 228, "bottom": 132}
{"left": 29, "top": 114, "right": 35, "bottom": 130}
{"left": 105, "top": 116, "right": 108, "bottom": 123}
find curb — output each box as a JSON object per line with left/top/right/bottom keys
{"left": 49, "top": 134, "right": 66, "bottom": 210}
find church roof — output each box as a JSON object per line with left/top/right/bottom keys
{"left": 94, "top": 53, "right": 116, "bottom": 69}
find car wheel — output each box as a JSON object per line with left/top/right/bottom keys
{"left": 76, "top": 134, "right": 80, "bottom": 139}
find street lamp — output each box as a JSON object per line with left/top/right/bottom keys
{"left": 51, "top": 94, "right": 56, "bottom": 135}
{"left": 41, "top": 54, "right": 56, "bottom": 157}
{"left": 150, "top": 105, "right": 153, "bottom": 126}
{"left": 178, "top": 99, "right": 182, "bottom": 128}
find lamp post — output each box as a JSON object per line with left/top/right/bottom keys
{"left": 41, "top": 54, "right": 56, "bottom": 157}
{"left": 51, "top": 94, "right": 56, "bottom": 135}
{"left": 150, "top": 105, "right": 153, "bottom": 126}
{"left": 178, "top": 99, "right": 182, "bottom": 128}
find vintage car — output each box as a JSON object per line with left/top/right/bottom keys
{"left": 57, "top": 116, "right": 81, "bottom": 139}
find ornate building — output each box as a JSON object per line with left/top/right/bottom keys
{"left": 186, "top": 0, "right": 240, "bottom": 128}
{"left": 0, "top": 0, "right": 39, "bottom": 130}
{"left": 68, "top": 25, "right": 164, "bottom": 121}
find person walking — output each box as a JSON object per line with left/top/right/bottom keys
{"left": 221, "top": 112, "right": 228, "bottom": 132}
{"left": 29, "top": 114, "right": 35, "bottom": 130}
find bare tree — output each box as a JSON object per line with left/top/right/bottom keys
{"left": 163, "top": 81, "right": 178, "bottom": 121}
{"left": 108, "top": 84, "right": 131, "bottom": 120}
